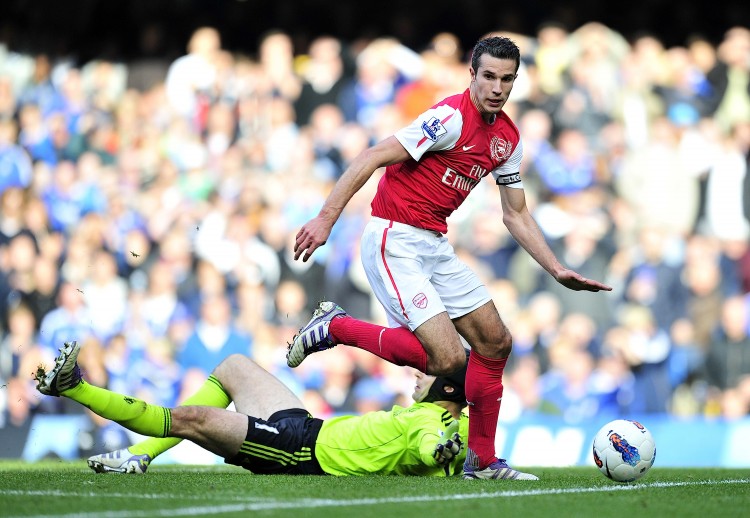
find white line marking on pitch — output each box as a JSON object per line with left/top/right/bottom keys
{"left": 3, "top": 478, "right": 748, "bottom": 518}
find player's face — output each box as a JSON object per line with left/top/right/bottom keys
{"left": 469, "top": 53, "right": 518, "bottom": 118}
{"left": 412, "top": 370, "right": 436, "bottom": 402}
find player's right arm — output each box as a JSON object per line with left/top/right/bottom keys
{"left": 294, "top": 136, "right": 410, "bottom": 262}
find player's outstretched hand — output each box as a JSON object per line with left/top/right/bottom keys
{"left": 294, "top": 216, "right": 334, "bottom": 262}
{"left": 433, "top": 431, "right": 463, "bottom": 465}
{"left": 555, "top": 269, "right": 612, "bottom": 292}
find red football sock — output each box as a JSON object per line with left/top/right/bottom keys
{"left": 465, "top": 350, "right": 507, "bottom": 468}
{"left": 329, "top": 316, "right": 428, "bottom": 373}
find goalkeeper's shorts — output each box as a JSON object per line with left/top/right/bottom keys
{"left": 226, "top": 408, "right": 326, "bottom": 475}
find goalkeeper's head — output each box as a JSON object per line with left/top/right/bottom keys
{"left": 417, "top": 348, "right": 470, "bottom": 408}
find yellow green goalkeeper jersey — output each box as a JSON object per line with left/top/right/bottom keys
{"left": 314, "top": 402, "right": 469, "bottom": 476}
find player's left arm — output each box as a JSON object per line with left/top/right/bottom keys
{"left": 498, "top": 185, "right": 612, "bottom": 292}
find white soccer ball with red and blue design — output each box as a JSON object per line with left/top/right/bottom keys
{"left": 592, "top": 419, "right": 656, "bottom": 483}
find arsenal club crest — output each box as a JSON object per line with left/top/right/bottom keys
{"left": 490, "top": 136, "right": 512, "bottom": 162}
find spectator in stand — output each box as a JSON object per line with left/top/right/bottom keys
{"left": 534, "top": 128, "right": 597, "bottom": 197}
{"left": 130, "top": 260, "right": 192, "bottom": 347}
{"left": 704, "top": 295, "right": 750, "bottom": 391}
{"left": 351, "top": 375, "right": 398, "bottom": 413}
{"left": 539, "top": 347, "right": 618, "bottom": 423}
{"left": 17, "top": 103, "right": 56, "bottom": 165}
{"left": 464, "top": 207, "right": 521, "bottom": 282}
{"left": 56, "top": 67, "right": 89, "bottom": 139}
{"left": 395, "top": 33, "right": 463, "bottom": 122}
{"left": 40, "top": 160, "right": 105, "bottom": 233}
{"left": 17, "top": 54, "right": 63, "bottom": 117}
{"left": 165, "top": 27, "right": 222, "bottom": 125}
{"left": 339, "top": 38, "right": 419, "bottom": 128}
{"left": 101, "top": 189, "right": 148, "bottom": 259}
{"left": 515, "top": 109, "right": 554, "bottom": 195}
{"left": 294, "top": 36, "right": 353, "bottom": 127}
{"left": 702, "top": 122, "right": 750, "bottom": 242}
{"left": 264, "top": 96, "right": 300, "bottom": 173}
{"left": 306, "top": 103, "right": 347, "bottom": 181}
{"left": 153, "top": 227, "right": 198, "bottom": 306}
{"left": 653, "top": 46, "right": 713, "bottom": 122}
{"left": 0, "top": 188, "right": 27, "bottom": 245}
{"left": 270, "top": 228, "right": 327, "bottom": 317}
{"left": 81, "top": 249, "right": 128, "bottom": 342}
{"left": 0, "top": 74, "right": 17, "bottom": 120}
{"left": 667, "top": 319, "right": 704, "bottom": 390}
{"left": 177, "top": 293, "right": 253, "bottom": 394}
{"left": 257, "top": 31, "right": 301, "bottom": 102}
{"left": 553, "top": 23, "right": 625, "bottom": 140}
{"left": 38, "top": 281, "right": 92, "bottom": 357}
{"left": 2, "top": 303, "right": 49, "bottom": 426}
{"left": 616, "top": 117, "right": 700, "bottom": 236}
{"left": 613, "top": 40, "right": 663, "bottom": 151}
{"left": 737, "top": 120, "right": 750, "bottom": 235}
{"left": 2, "top": 231, "right": 38, "bottom": 310}
{"left": 0, "top": 303, "right": 39, "bottom": 392}
{"left": 129, "top": 337, "right": 184, "bottom": 409}
{"left": 682, "top": 234, "right": 731, "bottom": 350}
{"left": 0, "top": 119, "right": 33, "bottom": 192}
{"left": 608, "top": 305, "right": 672, "bottom": 414}
{"left": 533, "top": 22, "right": 572, "bottom": 102}
{"left": 618, "top": 226, "right": 689, "bottom": 333}
{"left": 204, "top": 101, "right": 237, "bottom": 168}
{"left": 25, "top": 256, "right": 60, "bottom": 330}
{"left": 542, "top": 217, "right": 615, "bottom": 332}
{"left": 706, "top": 27, "right": 750, "bottom": 134}
{"left": 47, "top": 112, "right": 86, "bottom": 164}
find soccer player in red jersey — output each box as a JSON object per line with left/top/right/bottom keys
{"left": 289, "top": 36, "right": 612, "bottom": 480}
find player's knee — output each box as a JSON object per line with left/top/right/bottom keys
{"left": 170, "top": 406, "right": 210, "bottom": 438}
{"left": 213, "top": 353, "right": 250, "bottom": 379}
{"left": 431, "top": 348, "right": 468, "bottom": 376}
{"left": 494, "top": 332, "right": 512, "bottom": 358}
{"left": 474, "top": 331, "right": 512, "bottom": 358}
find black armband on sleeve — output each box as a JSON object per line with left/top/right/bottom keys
{"left": 495, "top": 172, "right": 521, "bottom": 186}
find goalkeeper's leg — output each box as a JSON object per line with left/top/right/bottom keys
{"left": 89, "top": 368, "right": 233, "bottom": 472}
{"left": 214, "top": 354, "right": 306, "bottom": 420}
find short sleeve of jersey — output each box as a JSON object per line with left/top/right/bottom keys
{"left": 395, "top": 104, "right": 462, "bottom": 162}
{"left": 491, "top": 139, "right": 524, "bottom": 189}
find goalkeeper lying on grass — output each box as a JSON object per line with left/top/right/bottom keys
{"left": 35, "top": 341, "right": 468, "bottom": 477}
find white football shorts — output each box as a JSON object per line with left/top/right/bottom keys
{"left": 360, "top": 217, "right": 491, "bottom": 331}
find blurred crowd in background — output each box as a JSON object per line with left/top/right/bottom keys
{"left": 1, "top": 19, "right": 750, "bottom": 452}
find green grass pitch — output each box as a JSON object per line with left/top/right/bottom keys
{"left": 1, "top": 461, "right": 748, "bottom": 518}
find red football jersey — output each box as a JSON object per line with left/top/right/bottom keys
{"left": 371, "top": 89, "right": 523, "bottom": 234}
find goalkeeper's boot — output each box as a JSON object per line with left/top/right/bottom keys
{"left": 287, "top": 301, "right": 347, "bottom": 367}
{"left": 34, "top": 341, "right": 83, "bottom": 396}
{"left": 88, "top": 448, "right": 152, "bottom": 474}
{"left": 462, "top": 449, "right": 539, "bottom": 480}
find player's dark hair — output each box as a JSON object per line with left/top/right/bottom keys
{"left": 471, "top": 36, "right": 521, "bottom": 73}
{"left": 422, "top": 349, "right": 470, "bottom": 408}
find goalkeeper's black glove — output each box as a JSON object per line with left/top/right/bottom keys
{"left": 433, "top": 431, "right": 463, "bottom": 465}
{"left": 432, "top": 420, "right": 464, "bottom": 466}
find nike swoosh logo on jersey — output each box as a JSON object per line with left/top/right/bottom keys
{"left": 462, "top": 145, "right": 476, "bottom": 151}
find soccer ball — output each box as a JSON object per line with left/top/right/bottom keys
{"left": 592, "top": 419, "right": 656, "bottom": 483}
